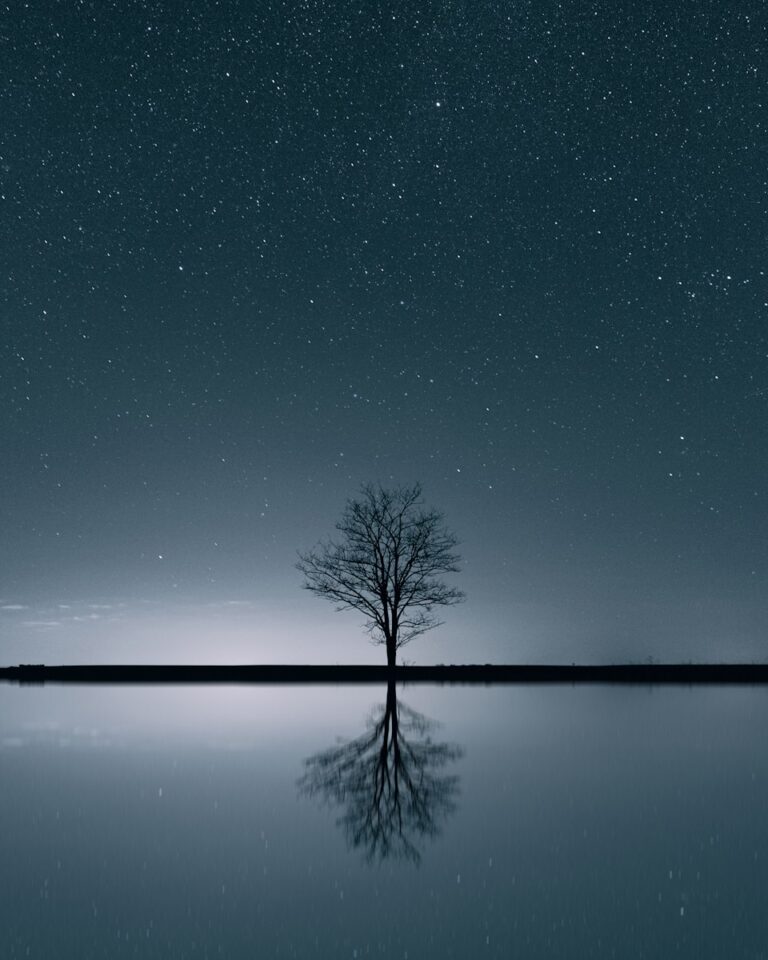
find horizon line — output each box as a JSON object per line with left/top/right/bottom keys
{"left": 3, "top": 662, "right": 768, "bottom": 685}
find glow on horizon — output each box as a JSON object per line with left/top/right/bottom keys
{"left": 2, "top": 588, "right": 760, "bottom": 668}
{"left": 0, "top": 599, "right": 386, "bottom": 667}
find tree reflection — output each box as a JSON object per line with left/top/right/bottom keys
{"left": 298, "top": 682, "right": 463, "bottom": 863}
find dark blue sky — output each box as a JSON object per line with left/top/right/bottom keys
{"left": 2, "top": 1, "right": 766, "bottom": 663}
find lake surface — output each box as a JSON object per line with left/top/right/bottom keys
{"left": 1, "top": 682, "right": 767, "bottom": 958}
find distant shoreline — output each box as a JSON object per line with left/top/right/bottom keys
{"left": 2, "top": 663, "right": 768, "bottom": 685}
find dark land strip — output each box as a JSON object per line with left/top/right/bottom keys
{"left": 2, "top": 663, "right": 768, "bottom": 685}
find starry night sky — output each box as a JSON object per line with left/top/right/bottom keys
{"left": 2, "top": 1, "right": 766, "bottom": 664}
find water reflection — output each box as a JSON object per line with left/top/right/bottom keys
{"left": 298, "top": 681, "right": 463, "bottom": 863}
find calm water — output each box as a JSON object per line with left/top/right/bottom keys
{"left": 1, "top": 682, "right": 767, "bottom": 958}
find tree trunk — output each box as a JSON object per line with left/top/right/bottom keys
{"left": 386, "top": 637, "right": 397, "bottom": 668}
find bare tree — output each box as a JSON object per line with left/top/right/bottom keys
{"left": 296, "top": 483, "right": 464, "bottom": 666}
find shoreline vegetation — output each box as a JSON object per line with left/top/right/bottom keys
{"left": 2, "top": 663, "right": 768, "bottom": 684}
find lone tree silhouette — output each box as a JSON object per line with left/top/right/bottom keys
{"left": 297, "top": 483, "right": 464, "bottom": 666}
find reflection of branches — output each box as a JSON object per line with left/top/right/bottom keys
{"left": 298, "top": 682, "right": 463, "bottom": 863}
